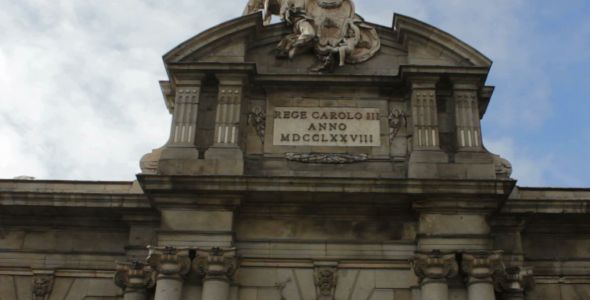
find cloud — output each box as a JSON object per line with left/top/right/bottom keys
{"left": 0, "top": 0, "right": 587, "bottom": 187}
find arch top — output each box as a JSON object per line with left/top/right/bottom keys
{"left": 163, "top": 11, "right": 493, "bottom": 76}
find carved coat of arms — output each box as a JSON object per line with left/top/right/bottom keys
{"left": 244, "top": 0, "right": 381, "bottom": 72}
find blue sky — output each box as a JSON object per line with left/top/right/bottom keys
{"left": 0, "top": 0, "right": 588, "bottom": 187}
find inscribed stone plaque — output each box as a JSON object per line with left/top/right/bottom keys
{"left": 273, "top": 107, "right": 381, "bottom": 147}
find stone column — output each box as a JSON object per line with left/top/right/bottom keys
{"left": 114, "top": 261, "right": 155, "bottom": 300}
{"left": 205, "top": 74, "right": 247, "bottom": 175}
{"left": 452, "top": 79, "right": 482, "bottom": 150}
{"left": 196, "top": 247, "right": 237, "bottom": 300}
{"left": 462, "top": 251, "right": 504, "bottom": 300}
{"left": 497, "top": 266, "right": 534, "bottom": 300}
{"left": 412, "top": 250, "right": 458, "bottom": 300}
{"left": 147, "top": 246, "right": 192, "bottom": 300}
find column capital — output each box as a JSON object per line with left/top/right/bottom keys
{"left": 495, "top": 266, "right": 534, "bottom": 296}
{"left": 462, "top": 250, "right": 505, "bottom": 285}
{"left": 195, "top": 247, "right": 238, "bottom": 282}
{"left": 114, "top": 260, "right": 156, "bottom": 292}
{"left": 147, "top": 246, "right": 192, "bottom": 281}
{"left": 412, "top": 250, "right": 458, "bottom": 283}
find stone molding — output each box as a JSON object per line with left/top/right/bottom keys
{"left": 462, "top": 251, "right": 505, "bottom": 285}
{"left": 32, "top": 271, "right": 54, "bottom": 300}
{"left": 195, "top": 247, "right": 238, "bottom": 283}
{"left": 147, "top": 246, "right": 192, "bottom": 281}
{"left": 412, "top": 250, "right": 458, "bottom": 285}
{"left": 114, "top": 260, "right": 156, "bottom": 293}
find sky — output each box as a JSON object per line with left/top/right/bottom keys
{"left": 0, "top": 0, "right": 589, "bottom": 187}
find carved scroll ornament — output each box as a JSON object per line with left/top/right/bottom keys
{"left": 286, "top": 152, "right": 368, "bottom": 164}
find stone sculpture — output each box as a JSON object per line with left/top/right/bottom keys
{"left": 243, "top": 0, "right": 381, "bottom": 72}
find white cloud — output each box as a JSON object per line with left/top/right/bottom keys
{"left": 0, "top": 0, "right": 585, "bottom": 187}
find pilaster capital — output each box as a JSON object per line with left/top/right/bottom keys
{"left": 462, "top": 250, "right": 505, "bottom": 284}
{"left": 147, "top": 246, "right": 192, "bottom": 281}
{"left": 216, "top": 73, "right": 248, "bottom": 86}
{"left": 195, "top": 247, "right": 238, "bottom": 282}
{"left": 114, "top": 260, "right": 156, "bottom": 292}
{"left": 412, "top": 250, "right": 458, "bottom": 283}
{"left": 407, "top": 75, "right": 439, "bottom": 90}
{"left": 449, "top": 76, "right": 481, "bottom": 91}
{"left": 495, "top": 266, "right": 534, "bottom": 294}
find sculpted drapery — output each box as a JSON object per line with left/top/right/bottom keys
{"left": 243, "top": 0, "right": 380, "bottom": 72}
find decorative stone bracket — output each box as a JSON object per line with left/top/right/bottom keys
{"left": 314, "top": 262, "right": 338, "bottom": 300}
{"left": 32, "top": 271, "right": 55, "bottom": 300}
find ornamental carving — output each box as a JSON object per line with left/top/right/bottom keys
{"left": 314, "top": 265, "right": 337, "bottom": 300}
{"left": 286, "top": 152, "right": 368, "bottom": 164}
{"left": 412, "top": 250, "right": 458, "bottom": 283}
{"left": 248, "top": 105, "right": 266, "bottom": 144}
{"left": 462, "top": 251, "right": 505, "bottom": 284}
{"left": 243, "top": 0, "right": 381, "bottom": 72}
{"left": 195, "top": 247, "right": 238, "bottom": 282}
{"left": 32, "top": 273, "right": 54, "bottom": 300}
{"left": 114, "top": 260, "right": 156, "bottom": 293}
{"left": 495, "top": 266, "right": 534, "bottom": 295}
{"left": 388, "top": 108, "right": 407, "bottom": 144}
{"left": 147, "top": 246, "right": 192, "bottom": 279}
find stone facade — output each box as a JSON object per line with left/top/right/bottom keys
{"left": 1, "top": 5, "right": 590, "bottom": 300}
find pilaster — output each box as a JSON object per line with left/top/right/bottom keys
{"left": 147, "top": 246, "right": 192, "bottom": 300}
{"left": 195, "top": 247, "right": 237, "bottom": 300}
{"left": 159, "top": 75, "right": 205, "bottom": 174}
{"left": 412, "top": 250, "right": 458, "bottom": 300}
{"left": 451, "top": 79, "right": 482, "bottom": 150}
{"left": 114, "top": 260, "right": 156, "bottom": 300}
{"left": 406, "top": 76, "right": 448, "bottom": 178}
{"left": 205, "top": 74, "right": 248, "bottom": 175}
